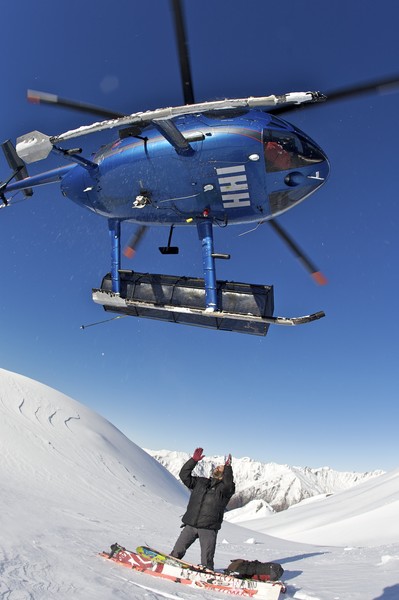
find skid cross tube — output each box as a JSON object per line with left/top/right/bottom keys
{"left": 197, "top": 219, "right": 217, "bottom": 311}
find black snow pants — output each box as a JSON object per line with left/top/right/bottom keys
{"left": 170, "top": 524, "right": 217, "bottom": 570}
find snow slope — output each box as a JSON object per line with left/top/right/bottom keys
{"left": 1, "top": 368, "right": 398, "bottom": 600}
{"left": 234, "top": 469, "right": 399, "bottom": 546}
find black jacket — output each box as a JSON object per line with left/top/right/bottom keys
{"left": 179, "top": 457, "right": 235, "bottom": 531}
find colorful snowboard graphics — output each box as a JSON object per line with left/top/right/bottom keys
{"left": 100, "top": 543, "right": 285, "bottom": 599}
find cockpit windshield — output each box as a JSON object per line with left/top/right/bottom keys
{"left": 263, "top": 129, "right": 325, "bottom": 173}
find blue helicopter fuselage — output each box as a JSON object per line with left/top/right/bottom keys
{"left": 60, "top": 109, "right": 329, "bottom": 226}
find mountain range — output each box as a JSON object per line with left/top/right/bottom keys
{"left": 146, "top": 449, "right": 383, "bottom": 513}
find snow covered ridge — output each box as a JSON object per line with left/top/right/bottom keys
{"left": 146, "top": 449, "right": 384, "bottom": 512}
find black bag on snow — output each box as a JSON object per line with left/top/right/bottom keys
{"left": 226, "top": 558, "right": 284, "bottom": 581}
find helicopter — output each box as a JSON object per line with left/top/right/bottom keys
{"left": 1, "top": 0, "right": 399, "bottom": 336}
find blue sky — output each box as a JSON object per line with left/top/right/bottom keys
{"left": 1, "top": 0, "right": 398, "bottom": 472}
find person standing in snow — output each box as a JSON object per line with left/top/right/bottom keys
{"left": 170, "top": 447, "right": 235, "bottom": 570}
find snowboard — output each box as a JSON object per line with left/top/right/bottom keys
{"left": 137, "top": 545, "right": 285, "bottom": 586}
{"left": 101, "top": 543, "right": 285, "bottom": 599}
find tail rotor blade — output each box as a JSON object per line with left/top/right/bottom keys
{"left": 1, "top": 140, "right": 33, "bottom": 197}
{"left": 268, "top": 219, "right": 327, "bottom": 285}
{"left": 123, "top": 225, "right": 148, "bottom": 258}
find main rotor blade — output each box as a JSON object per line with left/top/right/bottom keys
{"left": 270, "top": 74, "right": 399, "bottom": 115}
{"left": 170, "top": 0, "right": 195, "bottom": 104}
{"left": 27, "top": 90, "right": 126, "bottom": 119}
{"left": 268, "top": 219, "right": 327, "bottom": 285}
{"left": 123, "top": 225, "right": 148, "bottom": 258}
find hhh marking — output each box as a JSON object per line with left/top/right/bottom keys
{"left": 216, "top": 165, "right": 251, "bottom": 208}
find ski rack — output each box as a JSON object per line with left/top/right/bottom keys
{"left": 92, "top": 271, "right": 325, "bottom": 336}
{"left": 16, "top": 91, "right": 325, "bottom": 163}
